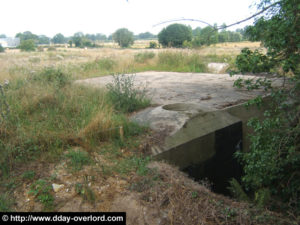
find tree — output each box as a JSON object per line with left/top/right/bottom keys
{"left": 217, "top": 30, "right": 229, "bottom": 43}
{"left": 158, "top": 23, "right": 192, "bottom": 47}
{"left": 112, "top": 28, "right": 134, "bottom": 48}
{"left": 0, "top": 34, "right": 6, "bottom": 38}
{"left": 52, "top": 33, "right": 65, "bottom": 44}
{"left": 233, "top": 0, "right": 300, "bottom": 214}
{"left": 192, "top": 27, "right": 202, "bottom": 37}
{"left": 198, "top": 26, "right": 218, "bottom": 45}
{"left": 72, "top": 32, "right": 84, "bottom": 47}
{"left": 19, "top": 39, "right": 36, "bottom": 52}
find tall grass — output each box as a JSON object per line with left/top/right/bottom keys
{"left": 0, "top": 67, "right": 143, "bottom": 178}
{"left": 156, "top": 51, "right": 207, "bottom": 72}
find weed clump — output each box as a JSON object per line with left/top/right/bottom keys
{"left": 66, "top": 149, "right": 91, "bottom": 171}
{"left": 32, "top": 66, "right": 71, "bottom": 87}
{"left": 106, "top": 74, "right": 150, "bottom": 113}
{"left": 29, "top": 179, "right": 54, "bottom": 210}
{"left": 0, "top": 193, "right": 13, "bottom": 211}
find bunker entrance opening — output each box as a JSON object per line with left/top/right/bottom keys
{"left": 182, "top": 122, "right": 243, "bottom": 196}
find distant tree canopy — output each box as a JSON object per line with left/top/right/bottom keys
{"left": 38, "top": 35, "right": 50, "bottom": 45}
{"left": 52, "top": 33, "right": 65, "bottom": 44}
{"left": 113, "top": 28, "right": 134, "bottom": 47}
{"left": 16, "top": 31, "right": 38, "bottom": 41}
{"left": 71, "top": 32, "right": 95, "bottom": 48}
{"left": 15, "top": 31, "right": 50, "bottom": 45}
{"left": 191, "top": 26, "right": 245, "bottom": 47}
{"left": 85, "top": 33, "right": 107, "bottom": 41}
{"left": 136, "top": 32, "right": 157, "bottom": 40}
{"left": 158, "top": 23, "right": 192, "bottom": 47}
{"left": 0, "top": 34, "right": 6, "bottom": 38}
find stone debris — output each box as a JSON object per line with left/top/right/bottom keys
{"left": 52, "top": 183, "right": 64, "bottom": 192}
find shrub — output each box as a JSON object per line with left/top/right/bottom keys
{"left": 158, "top": 23, "right": 192, "bottom": 48}
{"left": 134, "top": 52, "right": 155, "bottom": 63}
{"left": 0, "top": 44, "right": 5, "bottom": 53}
{"left": 19, "top": 39, "right": 36, "bottom": 52}
{"left": 149, "top": 41, "right": 158, "bottom": 49}
{"left": 29, "top": 179, "right": 54, "bottom": 210}
{"left": 235, "top": 48, "right": 274, "bottom": 74}
{"left": 232, "top": 0, "right": 300, "bottom": 215}
{"left": 106, "top": 74, "right": 150, "bottom": 113}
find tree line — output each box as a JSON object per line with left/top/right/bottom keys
{"left": 0, "top": 24, "right": 248, "bottom": 50}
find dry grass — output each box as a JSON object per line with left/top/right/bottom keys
{"left": 0, "top": 41, "right": 261, "bottom": 82}
{"left": 129, "top": 161, "right": 294, "bottom": 225}
{"left": 79, "top": 107, "right": 116, "bottom": 142}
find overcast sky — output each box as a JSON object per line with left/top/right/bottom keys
{"left": 1, "top": 0, "right": 258, "bottom": 38}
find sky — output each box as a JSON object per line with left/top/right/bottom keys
{"left": 1, "top": 0, "right": 258, "bottom": 38}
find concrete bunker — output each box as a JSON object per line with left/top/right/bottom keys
{"left": 132, "top": 101, "right": 268, "bottom": 195}
{"left": 76, "top": 71, "right": 276, "bottom": 195}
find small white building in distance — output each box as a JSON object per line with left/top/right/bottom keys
{"left": 0, "top": 37, "right": 20, "bottom": 48}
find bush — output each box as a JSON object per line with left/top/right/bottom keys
{"left": 235, "top": 48, "right": 274, "bottom": 74}
{"left": 106, "top": 74, "right": 150, "bottom": 113}
{"left": 134, "top": 52, "right": 155, "bottom": 63}
{"left": 158, "top": 23, "right": 192, "bottom": 48}
{"left": 19, "top": 39, "right": 36, "bottom": 52}
{"left": 149, "top": 41, "right": 158, "bottom": 49}
{"left": 0, "top": 44, "right": 5, "bottom": 53}
{"left": 232, "top": 0, "right": 300, "bottom": 215}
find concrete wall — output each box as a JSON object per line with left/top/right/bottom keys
{"left": 153, "top": 98, "right": 270, "bottom": 168}
{"left": 153, "top": 110, "right": 242, "bottom": 169}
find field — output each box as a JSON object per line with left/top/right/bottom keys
{"left": 1, "top": 41, "right": 293, "bottom": 224}
{"left": 0, "top": 41, "right": 261, "bottom": 81}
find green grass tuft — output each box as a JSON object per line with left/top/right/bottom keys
{"left": 65, "top": 149, "right": 91, "bottom": 171}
